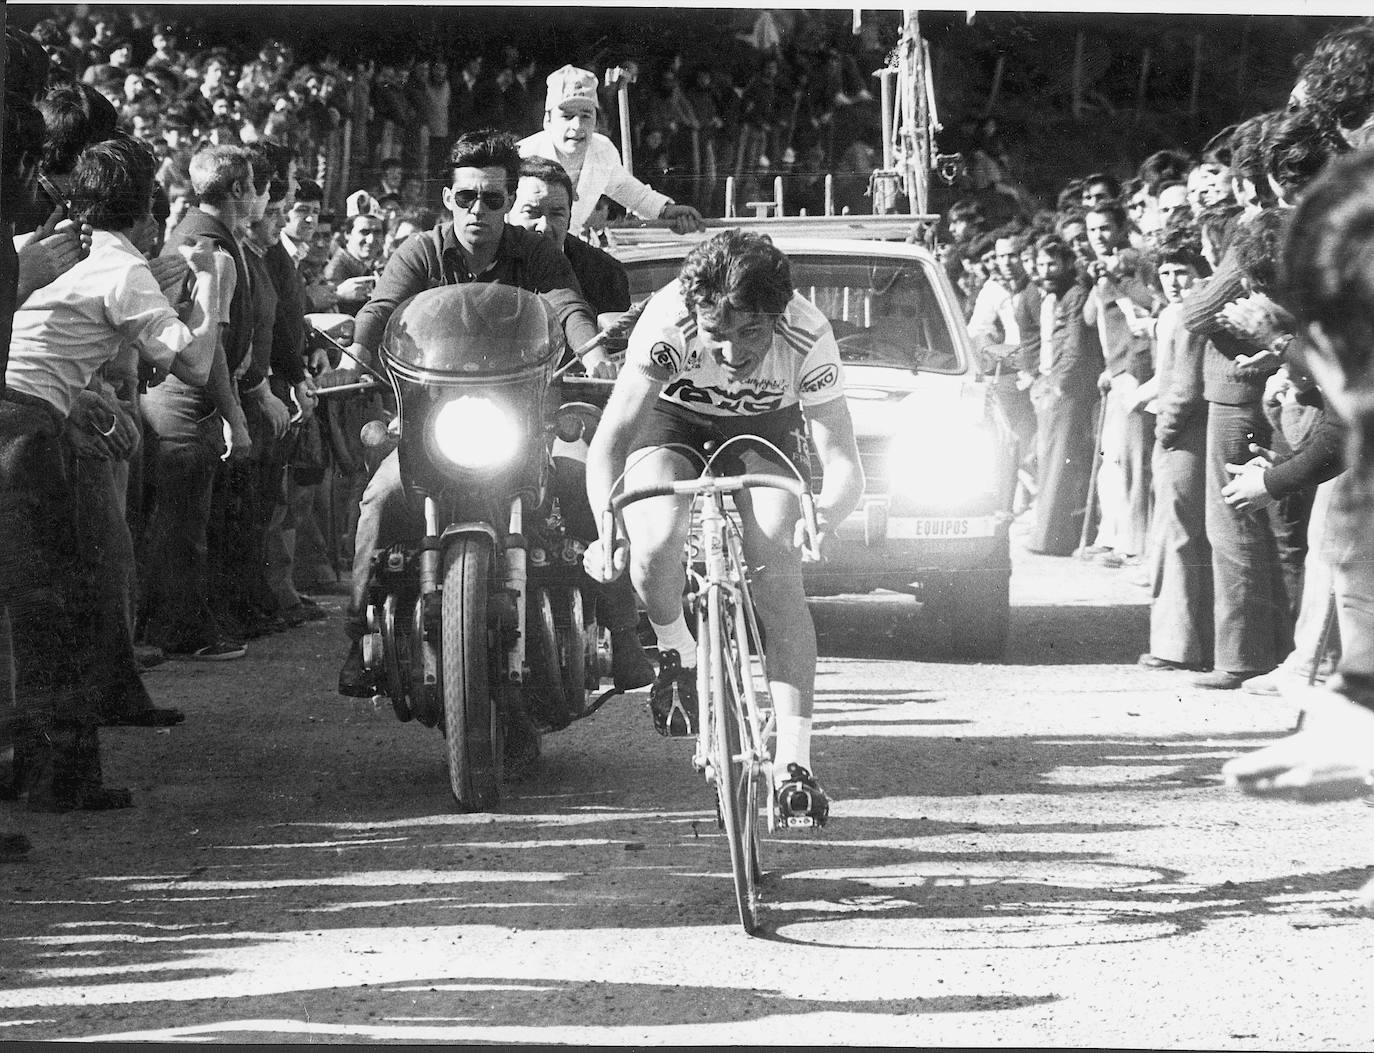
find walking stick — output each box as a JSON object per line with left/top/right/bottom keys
{"left": 1075, "top": 386, "right": 1109, "bottom": 557}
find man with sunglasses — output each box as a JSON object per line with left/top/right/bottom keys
{"left": 336, "top": 129, "right": 623, "bottom": 700}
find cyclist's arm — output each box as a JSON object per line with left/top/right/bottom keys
{"left": 586, "top": 367, "right": 667, "bottom": 518}
{"left": 805, "top": 396, "right": 864, "bottom": 531}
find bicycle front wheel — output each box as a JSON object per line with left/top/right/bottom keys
{"left": 709, "top": 584, "right": 763, "bottom": 935}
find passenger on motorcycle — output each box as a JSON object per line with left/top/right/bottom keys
{"left": 336, "top": 129, "right": 649, "bottom": 698}
{"left": 583, "top": 230, "right": 865, "bottom": 825}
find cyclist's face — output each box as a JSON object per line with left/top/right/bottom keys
{"left": 696, "top": 306, "right": 775, "bottom": 378}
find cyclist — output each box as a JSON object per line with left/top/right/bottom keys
{"left": 584, "top": 229, "right": 864, "bottom": 825}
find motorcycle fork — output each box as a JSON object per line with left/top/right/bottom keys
{"left": 419, "top": 497, "right": 442, "bottom": 691}
{"left": 505, "top": 496, "right": 527, "bottom": 685}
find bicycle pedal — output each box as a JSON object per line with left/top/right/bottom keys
{"left": 778, "top": 814, "right": 822, "bottom": 830}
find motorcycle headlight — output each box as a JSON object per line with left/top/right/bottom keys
{"left": 432, "top": 395, "right": 521, "bottom": 470}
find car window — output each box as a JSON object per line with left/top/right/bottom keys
{"left": 625, "top": 253, "right": 963, "bottom": 374}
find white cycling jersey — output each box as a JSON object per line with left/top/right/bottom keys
{"left": 626, "top": 282, "right": 846, "bottom": 418}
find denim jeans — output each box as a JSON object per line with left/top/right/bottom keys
{"left": 1204, "top": 402, "right": 1293, "bottom": 673}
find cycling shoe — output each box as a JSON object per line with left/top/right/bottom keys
{"left": 774, "top": 763, "right": 829, "bottom": 828}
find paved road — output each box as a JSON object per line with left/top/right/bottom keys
{"left": 1, "top": 540, "right": 1370, "bottom": 1047}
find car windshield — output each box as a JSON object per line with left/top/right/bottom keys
{"left": 626, "top": 252, "right": 963, "bottom": 374}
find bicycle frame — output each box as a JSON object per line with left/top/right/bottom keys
{"left": 688, "top": 486, "right": 776, "bottom": 831}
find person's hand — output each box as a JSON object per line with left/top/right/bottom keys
{"left": 222, "top": 411, "right": 252, "bottom": 461}
{"left": 1263, "top": 365, "right": 1292, "bottom": 407}
{"left": 660, "top": 203, "right": 705, "bottom": 235}
{"left": 17, "top": 206, "right": 90, "bottom": 292}
{"left": 293, "top": 377, "right": 319, "bottom": 422}
{"left": 1096, "top": 369, "right": 1113, "bottom": 394}
{"left": 580, "top": 349, "right": 619, "bottom": 380}
{"left": 253, "top": 385, "right": 292, "bottom": 439}
{"left": 104, "top": 399, "right": 139, "bottom": 460}
{"left": 335, "top": 274, "right": 376, "bottom": 302}
{"left": 581, "top": 536, "right": 628, "bottom": 583}
{"left": 1222, "top": 451, "right": 1275, "bottom": 512}
{"left": 1218, "top": 293, "right": 1287, "bottom": 347}
{"left": 67, "top": 390, "right": 121, "bottom": 459}
{"left": 1222, "top": 689, "right": 1374, "bottom": 802}
{"left": 793, "top": 514, "right": 830, "bottom": 562}
{"left": 1015, "top": 370, "right": 1036, "bottom": 392}
{"left": 1234, "top": 347, "right": 1283, "bottom": 375}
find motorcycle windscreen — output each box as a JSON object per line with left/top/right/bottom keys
{"left": 381, "top": 283, "right": 563, "bottom": 376}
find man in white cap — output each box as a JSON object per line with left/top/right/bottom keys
{"left": 519, "top": 64, "right": 704, "bottom": 238}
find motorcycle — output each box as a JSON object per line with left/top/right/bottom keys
{"left": 353, "top": 282, "right": 616, "bottom": 811}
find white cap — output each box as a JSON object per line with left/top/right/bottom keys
{"left": 545, "top": 64, "right": 598, "bottom": 115}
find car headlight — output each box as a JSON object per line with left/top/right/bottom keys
{"left": 887, "top": 423, "right": 1000, "bottom": 509}
{"left": 432, "top": 396, "right": 521, "bottom": 470}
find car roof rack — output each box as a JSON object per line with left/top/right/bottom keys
{"left": 605, "top": 213, "right": 940, "bottom": 251}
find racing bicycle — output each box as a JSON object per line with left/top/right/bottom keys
{"left": 603, "top": 437, "right": 821, "bottom": 935}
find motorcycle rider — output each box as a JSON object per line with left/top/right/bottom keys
{"left": 336, "top": 128, "right": 652, "bottom": 699}
{"left": 583, "top": 230, "right": 865, "bottom": 826}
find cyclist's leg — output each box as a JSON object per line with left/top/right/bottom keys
{"left": 622, "top": 444, "right": 701, "bottom": 734}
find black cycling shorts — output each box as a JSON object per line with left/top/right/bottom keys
{"left": 629, "top": 399, "right": 812, "bottom": 486}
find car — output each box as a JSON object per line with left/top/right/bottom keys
{"left": 606, "top": 218, "right": 1020, "bottom": 658}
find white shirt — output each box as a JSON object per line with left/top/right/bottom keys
{"left": 8, "top": 229, "right": 193, "bottom": 417}
{"left": 518, "top": 129, "right": 673, "bottom": 237}
{"left": 627, "top": 282, "right": 845, "bottom": 418}
{"left": 967, "top": 277, "right": 1014, "bottom": 349}
{"left": 1038, "top": 291, "right": 1059, "bottom": 376}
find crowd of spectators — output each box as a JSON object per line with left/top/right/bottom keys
{"left": 4, "top": 8, "right": 1374, "bottom": 867}
{"left": 944, "top": 21, "right": 1374, "bottom": 717}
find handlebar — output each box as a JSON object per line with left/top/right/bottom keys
{"left": 600, "top": 473, "right": 821, "bottom": 580}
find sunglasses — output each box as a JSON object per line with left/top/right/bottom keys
{"left": 450, "top": 188, "right": 509, "bottom": 211}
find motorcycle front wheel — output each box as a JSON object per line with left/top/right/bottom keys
{"left": 442, "top": 536, "right": 501, "bottom": 811}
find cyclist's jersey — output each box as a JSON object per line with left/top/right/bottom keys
{"left": 626, "top": 281, "right": 845, "bottom": 417}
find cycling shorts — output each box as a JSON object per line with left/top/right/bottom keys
{"left": 628, "top": 399, "right": 812, "bottom": 486}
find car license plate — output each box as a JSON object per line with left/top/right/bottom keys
{"left": 886, "top": 516, "right": 997, "bottom": 540}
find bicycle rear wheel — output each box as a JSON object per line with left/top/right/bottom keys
{"left": 709, "top": 584, "right": 763, "bottom": 934}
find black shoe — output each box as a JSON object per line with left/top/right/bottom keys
{"left": 774, "top": 763, "right": 829, "bottom": 829}
{"left": 610, "top": 627, "right": 655, "bottom": 690}
{"left": 338, "top": 640, "right": 376, "bottom": 698}
{"left": 100, "top": 707, "right": 185, "bottom": 728}
{"left": 648, "top": 649, "right": 697, "bottom": 737}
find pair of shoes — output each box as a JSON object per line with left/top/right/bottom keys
{"left": 1193, "top": 669, "right": 1265, "bottom": 690}
{"left": 1096, "top": 550, "right": 1125, "bottom": 568}
{"left": 610, "top": 627, "right": 655, "bottom": 691}
{"left": 100, "top": 707, "right": 185, "bottom": 728}
{"left": 168, "top": 639, "right": 247, "bottom": 662}
{"left": 1138, "top": 653, "right": 1197, "bottom": 671}
{"left": 774, "top": 763, "right": 829, "bottom": 828}
{"left": 648, "top": 649, "right": 697, "bottom": 737}
{"left": 338, "top": 640, "right": 376, "bottom": 698}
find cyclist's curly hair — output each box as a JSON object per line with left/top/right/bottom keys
{"left": 678, "top": 229, "right": 793, "bottom": 318}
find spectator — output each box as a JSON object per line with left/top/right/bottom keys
{"left": 518, "top": 64, "right": 703, "bottom": 238}
{"left": 5, "top": 136, "right": 223, "bottom": 808}
{"left": 1139, "top": 228, "right": 1213, "bottom": 671}
{"left": 1026, "top": 234, "right": 1105, "bottom": 556}
{"left": 325, "top": 212, "right": 384, "bottom": 316}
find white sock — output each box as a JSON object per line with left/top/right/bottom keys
{"left": 773, "top": 714, "right": 813, "bottom": 784}
{"left": 649, "top": 615, "right": 696, "bottom": 668}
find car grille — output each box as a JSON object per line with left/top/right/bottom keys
{"left": 810, "top": 435, "right": 888, "bottom": 495}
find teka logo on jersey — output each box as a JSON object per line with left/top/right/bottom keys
{"left": 800, "top": 364, "right": 838, "bottom": 394}
{"left": 650, "top": 341, "right": 680, "bottom": 373}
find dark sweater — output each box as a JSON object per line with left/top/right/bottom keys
{"left": 354, "top": 221, "right": 598, "bottom": 357}
{"left": 264, "top": 241, "right": 307, "bottom": 387}
{"left": 1181, "top": 246, "right": 1271, "bottom": 407}
{"left": 1264, "top": 398, "right": 1347, "bottom": 499}
{"left": 163, "top": 208, "right": 259, "bottom": 387}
